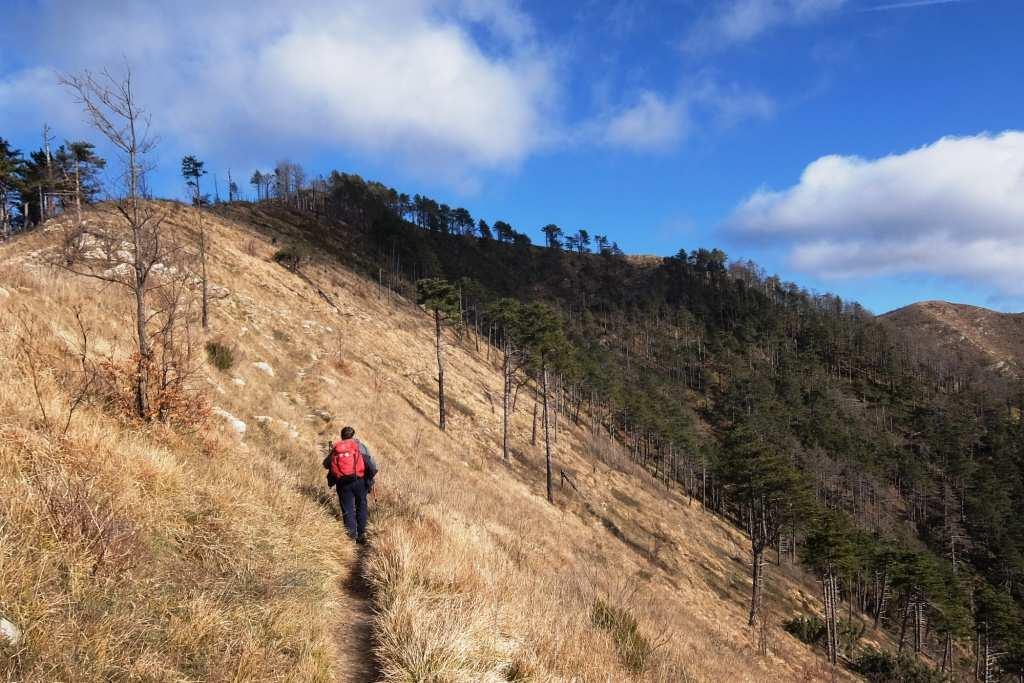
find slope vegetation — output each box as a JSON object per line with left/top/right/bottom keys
{"left": 0, "top": 202, "right": 852, "bottom": 681}
{"left": 882, "top": 300, "right": 1024, "bottom": 379}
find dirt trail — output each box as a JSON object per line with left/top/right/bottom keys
{"left": 293, "top": 357, "right": 380, "bottom": 682}
{"left": 334, "top": 545, "right": 380, "bottom": 682}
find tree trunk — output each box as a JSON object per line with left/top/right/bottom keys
{"left": 874, "top": 567, "right": 889, "bottom": 629}
{"left": 749, "top": 544, "right": 764, "bottom": 626}
{"left": 501, "top": 341, "right": 511, "bottom": 460}
{"left": 898, "top": 596, "right": 912, "bottom": 654}
{"left": 701, "top": 454, "right": 707, "bottom": 508}
{"left": 134, "top": 264, "right": 150, "bottom": 420}
{"left": 199, "top": 220, "right": 209, "bottom": 330}
{"left": 823, "top": 571, "right": 837, "bottom": 666}
{"left": 543, "top": 359, "right": 552, "bottom": 504}
{"left": 914, "top": 600, "right": 923, "bottom": 654}
{"left": 74, "top": 160, "right": 83, "bottom": 227}
{"left": 435, "top": 309, "right": 446, "bottom": 431}
{"left": 531, "top": 398, "right": 538, "bottom": 446}
{"left": 1, "top": 192, "right": 8, "bottom": 240}
{"left": 828, "top": 575, "right": 838, "bottom": 666}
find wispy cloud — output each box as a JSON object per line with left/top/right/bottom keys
{"left": 861, "top": 0, "right": 967, "bottom": 11}
{"left": 586, "top": 78, "right": 775, "bottom": 151}
{"left": 682, "top": 0, "right": 847, "bottom": 54}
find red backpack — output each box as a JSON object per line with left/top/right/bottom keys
{"left": 329, "top": 439, "right": 365, "bottom": 480}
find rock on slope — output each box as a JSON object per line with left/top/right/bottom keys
{"left": 0, "top": 203, "right": 854, "bottom": 682}
{"left": 881, "top": 300, "right": 1024, "bottom": 378}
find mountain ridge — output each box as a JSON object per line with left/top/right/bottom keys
{"left": 880, "top": 299, "right": 1024, "bottom": 378}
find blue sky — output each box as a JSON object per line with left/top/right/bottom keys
{"left": 3, "top": 0, "right": 1023, "bottom": 313}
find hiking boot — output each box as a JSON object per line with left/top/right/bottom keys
{"left": 356, "top": 535, "right": 366, "bottom": 545}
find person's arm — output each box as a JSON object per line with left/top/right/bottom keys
{"left": 324, "top": 443, "right": 337, "bottom": 488}
{"left": 360, "top": 442, "right": 378, "bottom": 490}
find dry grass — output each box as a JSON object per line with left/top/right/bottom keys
{"left": 0, "top": 204, "right": 859, "bottom": 682}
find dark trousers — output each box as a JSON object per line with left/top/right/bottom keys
{"left": 337, "top": 478, "right": 368, "bottom": 539}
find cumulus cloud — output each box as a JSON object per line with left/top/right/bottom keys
{"left": 593, "top": 79, "right": 775, "bottom": 151}
{"left": 0, "top": 0, "right": 557, "bottom": 184}
{"left": 683, "top": 0, "right": 847, "bottom": 53}
{"left": 726, "top": 131, "right": 1024, "bottom": 299}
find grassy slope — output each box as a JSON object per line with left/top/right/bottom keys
{"left": 1, "top": 203, "right": 859, "bottom": 682}
{"left": 882, "top": 300, "right": 1024, "bottom": 378}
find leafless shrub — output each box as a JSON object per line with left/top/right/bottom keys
{"left": 41, "top": 474, "right": 140, "bottom": 577}
{"left": 13, "top": 305, "right": 100, "bottom": 436}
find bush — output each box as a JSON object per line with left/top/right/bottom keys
{"left": 592, "top": 597, "right": 652, "bottom": 675}
{"left": 852, "top": 648, "right": 948, "bottom": 682}
{"left": 784, "top": 615, "right": 826, "bottom": 645}
{"left": 272, "top": 246, "right": 304, "bottom": 271}
{"left": 784, "top": 614, "right": 865, "bottom": 655}
{"left": 205, "top": 341, "right": 235, "bottom": 372}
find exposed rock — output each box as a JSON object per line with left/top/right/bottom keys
{"left": 253, "top": 361, "right": 275, "bottom": 376}
{"left": 0, "top": 616, "right": 21, "bottom": 646}
{"left": 0, "top": 286, "right": 10, "bottom": 299}
{"left": 232, "top": 377, "right": 246, "bottom": 386}
{"left": 281, "top": 421, "right": 301, "bottom": 440}
{"left": 213, "top": 407, "right": 246, "bottom": 434}
{"left": 102, "top": 263, "right": 134, "bottom": 279}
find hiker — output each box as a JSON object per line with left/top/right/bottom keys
{"left": 324, "top": 426, "right": 378, "bottom": 544}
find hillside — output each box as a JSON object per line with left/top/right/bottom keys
{"left": 245, "top": 175, "right": 1024, "bottom": 681}
{"left": 882, "top": 300, "right": 1024, "bottom": 379}
{"left": 0, "top": 202, "right": 858, "bottom": 681}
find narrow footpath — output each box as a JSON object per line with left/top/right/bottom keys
{"left": 334, "top": 545, "right": 380, "bottom": 682}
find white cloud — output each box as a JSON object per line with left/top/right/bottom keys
{"left": 683, "top": 0, "right": 847, "bottom": 53}
{"left": 593, "top": 79, "right": 775, "bottom": 151}
{"left": 863, "top": 0, "right": 965, "bottom": 11}
{"left": 727, "top": 131, "right": 1024, "bottom": 298}
{"left": 0, "top": 0, "right": 557, "bottom": 185}
{"left": 603, "top": 92, "right": 692, "bottom": 150}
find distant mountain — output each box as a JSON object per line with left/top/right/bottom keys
{"left": 881, "top": 300, "right": 1024, "bottom": 378}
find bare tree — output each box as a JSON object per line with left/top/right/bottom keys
{"left": 59, "top": 66, "right": 164, "bottom": 420}
{"left": 39, "top": 124, "right": 56, "bottom": 222}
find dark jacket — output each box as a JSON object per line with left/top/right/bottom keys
{"left": 324, "top": 439, "right": 378, "bottom": 490}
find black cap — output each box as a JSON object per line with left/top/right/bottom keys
{"left": 341, "top": 426, "right": 355, "bottom": 440}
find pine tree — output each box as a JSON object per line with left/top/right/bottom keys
{"left": 488, "top": 298, "right": 528, "bottom": 461}
{"left": 520, "top": 302, "right": 566, "bottom": 503}
{"left": 0, "top": 138, "right": 26, "bottom": 240}
{"left": 801, "top": 511, "right": 860, "bottom": 665}
{"left": 182, "top": 155, "right": 211, "bottom": 329}
{"left": 417, "top": 278, "right": 461, "bottom": 431}
{"left": 55, "top": 141, "right": 105, "bottom": 227}
{"left": 541, "top": 224, "right": 563, "bottom": 250}
{"left": 719, "top": 405, "right": 809, "bottom": 626}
